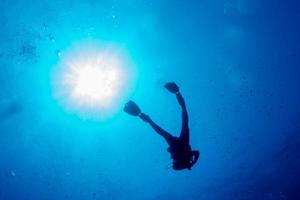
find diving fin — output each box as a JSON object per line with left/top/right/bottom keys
{"left": 164, "top": 82, "right": 179, "bottom": 94}
{"left": 124, "top": 101, "right": 141, "bottom": 116}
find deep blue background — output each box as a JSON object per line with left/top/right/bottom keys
{"left": 0, "top": 0, "right": 300, "bottom": 199}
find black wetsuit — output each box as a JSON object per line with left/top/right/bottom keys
{"left": 140, "top": 92, "right": 199, "bottom": 170}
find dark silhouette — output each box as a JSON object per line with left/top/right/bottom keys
{"left": 124, "top": 82, "right": 200, "bottom": 171}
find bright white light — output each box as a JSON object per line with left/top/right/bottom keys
{"left": 67, "top": 62, "right": 119, "bottom": 107}
{"left": 63, "top": 52, "right": 121, "bottom": 107}
{"left": 73, "top": 66, "right": 116, "bottom": 100}
{"left": 53, "top": 42, "right": 137, "bottom": 119}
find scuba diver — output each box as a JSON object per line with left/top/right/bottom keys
{"left": 124, "top": 82, "right": 200, "bottom": 171}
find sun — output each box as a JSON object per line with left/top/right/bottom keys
{"left": 65, "top": 52, "right": 120, "bottom": 107}
{"left": 53, "top": 42, "right": 137, "bottom": 119}
{"left": 73, "top": 65, "right": 116, "bottom": 101}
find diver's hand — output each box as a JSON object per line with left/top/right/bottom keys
{"left": 139, "top": 113, "right": 151, "bottom": 122}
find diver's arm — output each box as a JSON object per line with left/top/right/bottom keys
{"left": 176, "top": 92, "right": 189, "bottom": 126}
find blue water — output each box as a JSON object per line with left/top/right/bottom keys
{"left": 1, "top": 0, "right": 300, "bottom": 199}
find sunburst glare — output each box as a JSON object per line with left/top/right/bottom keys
{"left": 53, "top": 42, "right": 136, "bottom": 119}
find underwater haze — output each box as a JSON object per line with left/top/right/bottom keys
{"left": 1, "top": 0, "right": 300, "bottom": 199}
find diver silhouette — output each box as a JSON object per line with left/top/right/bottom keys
{"left": 124, "top": 82, "right": 200, "bottom": 171}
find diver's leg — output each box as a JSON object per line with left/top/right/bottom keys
{"left": 180, "top": 124, "right": 190, "bottom": 145}
{"left": 176, "top": 92, "right": 190, "bottom": 144}
{"left": 140, "top": 113, "right": 174, "bottom": 146}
